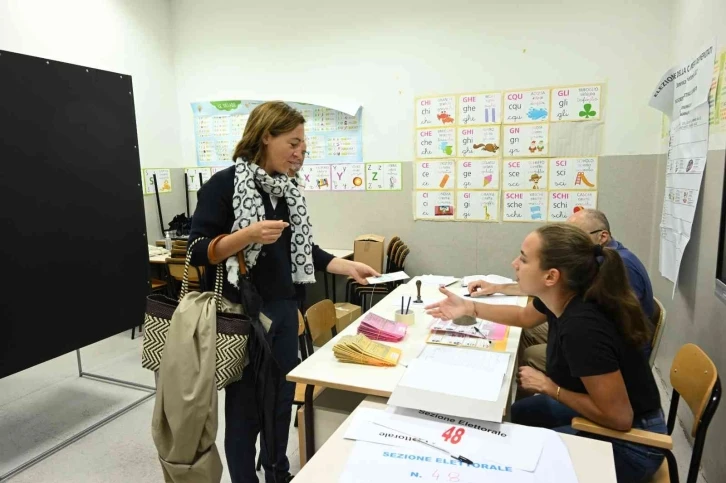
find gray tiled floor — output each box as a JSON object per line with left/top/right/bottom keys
{"left": 0, "top": 332, "right": 706, "bottom": 482}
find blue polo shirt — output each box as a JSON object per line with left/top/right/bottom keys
{"left": 608, "top": 238, "right": 654, "bottom": 319}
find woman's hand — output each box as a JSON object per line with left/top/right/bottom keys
{"left": 425, "top": 286, "right": 472, "bottom": 321}
{"left": 326, "top": 259, "right": 380, "bottom": 285}
{"left": 345, "top": 261, "right": 379, "bottom": 285}
{"left": 246, "top": 220, "right": 289, "bottom": 245}
{"left": 517, "top": 366, "right": 557, "bottom": 396}
{"left": 467, "top": 279, "right": 498, "bottom": 297}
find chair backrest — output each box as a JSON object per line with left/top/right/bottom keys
{"left": 165, "top": 258, "right": 203, "bottom": 283}
{"left": 396, "top": 246, "right": 410, "bottom": 271}
{"left": 649, "top": 297, "right": 666, "bottom": 367}
{"left": 305, "top": 299, "right": 337, "bottom": 344}
{"left": 385, "top": 236, "right": 400, "bottom": 273}
{"left": 298, "top": 310, "right": 306, "bottom": 336}
{"left": 670, "top": 343, "right": 719, "bottom": 437}
{"left": 388, "top": 240, "right": 404, "bottom": 271}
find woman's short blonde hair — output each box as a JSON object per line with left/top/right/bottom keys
{"left": 232, "top": 101, "right": 305, "bottom": 166}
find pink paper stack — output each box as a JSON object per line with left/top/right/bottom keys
{"left": 357, "top": 313, "right": 408, "bottom": 342}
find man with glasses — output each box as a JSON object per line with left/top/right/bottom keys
{"left": 467, "top": 209, "right": 655, "bottom": 374}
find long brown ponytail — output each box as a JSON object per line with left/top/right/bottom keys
{"left": 536, "top": 224, "right": 651, "bottom": 346}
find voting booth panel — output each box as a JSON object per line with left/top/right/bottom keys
{"left": 0, "top": 50, "right": 148, "bottom": 379}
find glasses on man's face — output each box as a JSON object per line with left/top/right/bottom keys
{"left": 589, "top": 229, "right": 605, "bottom": 235}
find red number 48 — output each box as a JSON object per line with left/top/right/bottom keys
{"left": 441, "top": 426, "right": 465, "bottom": 444}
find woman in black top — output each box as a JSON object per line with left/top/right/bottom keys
{"left": 189, "top": 101, "right": 377, "bottom": 483}
{"left": 426, "top": 224, "right": 665, "bottom": 483}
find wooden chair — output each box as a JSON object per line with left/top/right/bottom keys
{"left": 256, "top": 311, "right": 323, "bottom": 471}
{"left": 649, "top": 297, "right": 666, "bottom": 368}
{"left": 165, "top": 257, "right": 205, "bottom": 298}
{"left": 572, "top": 343, "right": 722, "bottom": 483}
{"left": 133, "top": 277, "right": 169, "bottom": 339}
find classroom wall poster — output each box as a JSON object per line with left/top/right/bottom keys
{"left": 458, "top": 92, "right": 503, "bottom": 125}
{"left": 331, "top": 163, "right": 365, "bottom": 191}
{"left": 191, "top": 100, "right": 363, "bottom": 166}
{"left": 458, "top": 126, "right": 501, "bottom": 157}
{"left": 416, "top": 95, "right": 457, "bottom": 127}
{"left": 143, "top": 168, "right": 172, "bottom": 194}
{"left": 502, "top": 124, "right": 549, "bottom": 157}
{"left": 548, "top": 157, "right": 598, "bottom": 191}
{"left": 417, "top": 127, "right": 457, "bottom": 158}
{"left": 502, "top": 159, "right": 548, "bottom": 191}
{"left": 550, "top": 85, "right": 602, "bottom": 122}
{"left": 547, "top": 191, "right": 598, "bottom": 222}
{"left": 502, "top": 191, "right": 547, "bottom": 222}
{"left": 184, "top": 167, "right": 212, "bottom": 191}
{"left": 414, "top": 83, "right": 603, "bottom": 223}
{"left": 299, "top": 164, "right": 332, "bottom": 191}
{"left": 415, "top": 191, "right": 455, "bottom": 220}
{"left": 719, "top": 51, "right": 726, "bottom": 124}
{"left": 457, "top": 191, "right": 499, "bottom": 222}
{"left": 649, "top": 41, "right": 715, "bottom": 293}
{"left": 416, "top": 160, "right": 456, "bottom": 190}
{"left": 457, "top": 159, "right": 500, "bottom": 190}
{"left": 708, "top": 53, "right": 722, "bottom": 128}
{"left": 366, "top": 163, "right": 403, "bottom": 191}
{"left": 503, "top": 89, "right": 550, "bottom": 124}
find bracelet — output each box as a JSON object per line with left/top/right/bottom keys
{"left": 207, "top": 234, "right": 227, "bottom": 265}
{"left": 469, "top": 300, "right": 476, "bottom": 318}
{"left": 556, "top": 386, "right": 561, "bottom": 402}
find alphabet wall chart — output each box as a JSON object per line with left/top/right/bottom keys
{"left": 190, "top": 100, "right": 400, "bottom": 192}
{"left": 414, "top": 85, "right": 602, "bottom": 222}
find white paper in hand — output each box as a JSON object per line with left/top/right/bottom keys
{"left": 366, "top": 271, "right": 410, "bottom": 284}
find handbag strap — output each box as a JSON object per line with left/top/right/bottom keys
{"left": 179, "top": 237, "right": 223, "bottom": 305}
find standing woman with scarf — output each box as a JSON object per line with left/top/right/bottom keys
{"left": 189, "top": 101, "right": 378, "bottom": 483}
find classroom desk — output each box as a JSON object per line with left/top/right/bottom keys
{"left": 320, "top": 248, "right": 354, "bottom": 303}
{"left": 149, "top": 254, "right": 168, "bottom": 264}
{"left": 294, "top": 398, "right": 618, "bottom": 483}
{"left": 287, "top": 277, "right": 527, "bottom": 459}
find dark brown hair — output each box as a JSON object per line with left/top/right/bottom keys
{"left": 535, "top": 224, "right": 651, "bottom": 346}
{"left": 232, "top": 101, "right": 305, "bottom": 166}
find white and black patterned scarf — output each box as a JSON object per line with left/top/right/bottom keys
{"left": 225, "top": 159, "right": 315, "bottom": 288}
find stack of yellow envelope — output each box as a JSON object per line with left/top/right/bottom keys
{"left": 332, "top": 334, "right": 402, "bottom": 367}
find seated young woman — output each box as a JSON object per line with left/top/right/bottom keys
{"left": 425, "top": 224, "right": 665, "bottom": 483}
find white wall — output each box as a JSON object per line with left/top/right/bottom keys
{"left": 170, "top": 0, "right": 672, "bottom": 165}
{"left": 0, "top": 0, "right": 182, "bottom": 169}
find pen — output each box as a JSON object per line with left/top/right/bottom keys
{"left": 405, "top": 296, "right": 411, "bottom": 315}
{"left": 372, "top": 422, "right": 475, "bottom": 465}
{"left": 472, "top": 326, "right": 486, "bottom": 337}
